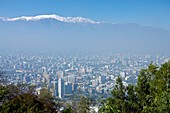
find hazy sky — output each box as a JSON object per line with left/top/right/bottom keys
{"left": 0, "top": 0, "right": 170, "bottom": 30}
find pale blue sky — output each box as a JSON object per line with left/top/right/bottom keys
{"left": 0, "top": 0, "right": 170, "bottom": 30}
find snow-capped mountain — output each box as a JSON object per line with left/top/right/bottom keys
{"left": 0, "top": 14, "right": 100, "bottom": 24}
{"left": 0, "top": 14, "right": 170, "bottom": 53}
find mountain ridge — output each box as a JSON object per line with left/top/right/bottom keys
{"left": 0, "top": 14, "right": 170, "bottom": 53}
{"left": 1, "top": 14, "right": 170, "bottom": 32}
{"left": 0, "top": 14, "right": 101, "bottom": 24}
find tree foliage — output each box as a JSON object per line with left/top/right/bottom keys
{"left": 77, "top": 96, "right": 91, "bottom": 113}
{"left": 99, "top": 61, "right": 170, "bottom": 113}
{"left": 0, "top": 84, "right": 57, "bottom": 113}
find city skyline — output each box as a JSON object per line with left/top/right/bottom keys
{"left": 1, "top": 1, "right": 170, "bottom": 112}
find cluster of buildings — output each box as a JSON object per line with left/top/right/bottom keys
{"left": 0, "top": 53, "right": 169, "bottom": 99}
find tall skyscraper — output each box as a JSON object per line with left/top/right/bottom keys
{"left": 65, "top": 82, "right": 73, "bottom": 96}
{"left": 99, "top": 75, "right": 106, "bottom": 84}
{"left": 54, "top": 78, "right": 58, "bottom": 97}
{"left": 58, "top": 78, "right": 65, "bottom": 98}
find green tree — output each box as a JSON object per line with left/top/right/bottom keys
{"left": 0, "top": 84, "right": 57, "bottom": 113}
{"left": 39, "top": 88, "right": 53, "bottom": 100}
{"left": 152, "top": 61, "right": 170, "bottom": 112}
{"left": 62, "top": 103, "right": 73, "bottom": 113}
{"left": 99, "top": 61, "right": 170, "bottom": 113}
{"left": 125, "top": 84, "right": 139, "bottom": 113}
{"left": 111, "top": 77, "right": 126, "bottom": 113}
{"left": 1, "top": 93, "right": 57, "bottom": 113}
{"left": 99, "top": 77, "right": 127, "bottom": 113}
{"left": 0, "top": 85, "right": 9, "bottom": 106}
{"left": 77, "top": 96, "right": 90, "bottom": 113}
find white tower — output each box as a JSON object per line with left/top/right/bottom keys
{"left": 58, "top": 78, "right": 65, "bottom": 98}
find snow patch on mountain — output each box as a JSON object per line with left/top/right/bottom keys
{"left": 0, "top": 14, "right": 101, "bottom": 24}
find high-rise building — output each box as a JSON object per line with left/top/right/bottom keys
{"left": 58, "top": 78, "right": 65, "bottom": 98}
{"left": 24, "top": 75, "right": 31, "bottom": 83}
{"left": 72, "top": 83, "right": 78, "bottom": 92}
{"left": 65, "top": 82, "right": 73, "bottom": 96}
{"left": 54, "top": 78, "right": 58, "bottom": 97}
{"left": 99, "top": 75, "right": 106, "bottom": 84}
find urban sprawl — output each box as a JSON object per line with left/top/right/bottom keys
{"left": 0, "top": 53, "right": 169, "bottom": 99}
